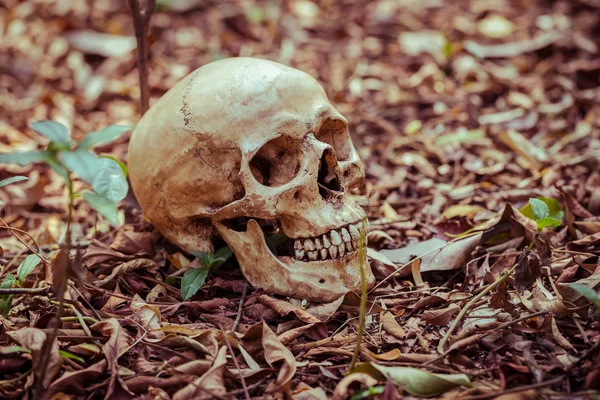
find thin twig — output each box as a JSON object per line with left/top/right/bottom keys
{"left": 460, "top": 376, "right": 564, "bottom": 400}
{"left": 0, "top": 217, "right": 47, "bottom": 264}
{"left": 221, "top": 327, "right": 250, "bottom": 400}
{"left": 425, "top": 310, "right": 548, "bottom": 365}
{"left": 437, "top": 265, "right": 516, "bottom": 354}
{"left": 232, "top": 283, "right": 248, "bottom": 333}
{"left": 0, "top": 287, "right": 50, "bottom": 295}
{"left": 127, "top": 0, "right": 155, "bottom": 114}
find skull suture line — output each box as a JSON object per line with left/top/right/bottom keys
{"left": 128, "top": 57, "right": 375, "bottom": 302}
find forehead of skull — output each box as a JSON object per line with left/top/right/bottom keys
{"left": 180, "top": 58, "right": 344, "bottom": 146}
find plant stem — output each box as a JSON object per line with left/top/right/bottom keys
{"left": 33, "top": 173, "right": 74, "bottom": 399}
{"left": 128, "top": 0, "right": 155, "bottom": 115}
{"left": 349, "top": 221, "right": 368, "bottom": 371}
{"left": 437, "top": 265, "right": 516, "bottom": 354}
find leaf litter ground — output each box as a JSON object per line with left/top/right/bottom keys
{"left": 0, "top": 0, "right": 600, "bottom": 399}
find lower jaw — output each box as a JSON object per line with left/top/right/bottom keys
{"left": 214, "top": 218, "right": 375, "bottom": 302}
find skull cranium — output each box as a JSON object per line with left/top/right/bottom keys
{"left": 128, "top": 57, "right": 375, "bottom": 302}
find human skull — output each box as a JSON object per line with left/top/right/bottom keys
{"left": 128, "top": 57, "right": 375, "bottom": 302}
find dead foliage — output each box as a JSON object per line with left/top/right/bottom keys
{"left": 1, "top": 0, "right": 600, "bottom": 398}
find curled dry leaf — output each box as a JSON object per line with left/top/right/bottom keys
{"left": 8, "top": 327, "right": 62, "bottom": 389}
{"left": 332, "top": 372, "right": 378, "bottom": 400}
{"left": 172, "top": 346, "right": 228, "bottom": 400}
{"left": 45, "top": 360, "right": 107, "bottom": 399}
{"left": 240, "top": 321, "right": 297, "bottom": 392}
{"left": 94, "top": 258, "right": 159, "bottom": 286}
{"left": 91, "top": 318, "right": 134, "bottom": 398}
{"left": 381, "top": 312, "right": 406, "bottom": 340}
{"left": 380, "top": 233, "right": 482, "bottom": 276}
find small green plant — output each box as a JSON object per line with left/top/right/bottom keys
{"left": 0, "top": 121, "right": 131, "bottom": 224}
{"left": 180, "top": 246, "right": 233, "bottom": 300}
{"left": 519, "top": 197, "right": 564, "bottom": 231}
{"left": 0, "top": 176, "right": 29, "bottom": 206}
{"left": 0, "top": 254, "right": 42, "bottom": 315}
{"left": 570, "top": 283, "right": 600, "bottom": 310}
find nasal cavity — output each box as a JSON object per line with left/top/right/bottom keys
{"left": 317, "top": 148, "right": 343, "bottom": 199}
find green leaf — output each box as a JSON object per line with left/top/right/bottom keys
{"left": 82, "top": 191, "right": 119, "bottom": 225}
{"left": 60, "top": 148, "right": 100, "bottom": 184}
{"left": 190, "top": 251, "right": 214, "bottom": 268}
{"left": 30, "top": 121, "right": 70, "bottom": 148}
{"left": 570, "top": 283, "right": 600, "bottom": 309}
{"left": 0, "top": 176, "right": 28, "bottom": 188}
{"left": 350, "top": 386, "right": 385, "bottom": 400}
{"left": 354, "top": 363, "right": 471, "bottom": 397}
{"left": 79, "top": 125, "right": 132, "bottom": 149}
{"left": 0, "top": 274, "right": 16, "bottom": 289}
{"left": 529, "top": 198, "right": 549, "bottom": 220}
{"left": 59, "top": 350, "right": 85, "bottom": 363}
{"left": 536, "top": 217, "right": 562, "bottom": 231}
{"left": 92, "top": 158, "right": 128, "bottom": 202}
{"left": 16, "top": 254, "right": 41, "bottom": 284}
{"left": 0, "top": 274, "right": 16, "bottom": 316}
{"left": 0, "top": 346, "right": 31, "bottom": 355}
{"left": 98, "top": 155, "right": 128, "bottom": 178}
{"left": 520, "top": 197, "right": 564, "bottom": 230}
{"left": 165, "top": 276, "right": 179, "bottom": 286}
{"left": 211, "top": 246, "right": 233, "bottom": 270}
{"left": 181, "top": 267, "right": 209, "bottom": 300}
{"left": 0, "top": 151, "right": 51, "bottom": 166}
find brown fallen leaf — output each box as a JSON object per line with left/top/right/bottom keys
{"left": 292, "top": 382, "right": 328, "bottom": 400}
{"left": 514, "top": 250, "right": 542, "bottom": 293}
{"left": 381, "top": 312, "right": 406, "bottom": 340}
{"left": 8, "top": 328, "right": 62, "bottom": 389}
{"left": 332, "top": 372, "right": 378, "bottom": 400}
{"left": 91, "top": 318, "right": 134, "bottom": 398}
{"left": 94, "top": 258, "right": 160, "bottom": 286}
{"left": 258, "top": 295, "right": 322, "bottom": 324}
{"left": 44, "top": 360, "right": 107, "bottom": 400}
{"left": 240, "top": 321, "right": 297, "bottom": 392}
{"left": 380, "top": 233, "right": 482, "bottom": 276}
{"left": 172, "top": 346, "right": 228, "bottom": 400}
{"left": 422, "top": 303, "right": 460, "bottom": 326}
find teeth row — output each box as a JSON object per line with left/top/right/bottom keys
{"left": 293, "top": 222, "right": 366, "bottom": 261}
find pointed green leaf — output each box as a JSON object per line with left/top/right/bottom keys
{"left": 59, "top": 350, "right": 85, "bottom": 363}
{"left": 17, "top": 254, "right": 41, "bottom": 284}
{"left": 529, "top": 198, "right": 549, "bottom": 220}
{"left": 570, "top": 283, "right": 600, "bottom": 309}
{"left": 98, "top": 155, "right": 128, "bottom": 178}
{"left": 0, "top": 176, "right": 28, "bottom": 188}
{"left": 0, "top": 151, "right": 50, "bottom": 166}
{"left": 354, "top": 363, "right": 471, "bottom": 397}
{"left": 190, "top": 251, "right": 215, "bottom": 268}
{"left": 181, "top": 267, "right": 209, "bottom": 300}
{"left": 211, "top": 246, "right": 233, "bottom": 270}
{"left": 30, "top": 121, "right": 70, "bottom": 148}
{"left": 0, "top": 346, "right": 31, "bottom": 355}
{"left": 79, "top": 125, "right": 132, "bottom": 149}
{"left": 82, "top": 191, "right": 119, "bottom": 225}
{"left": 60, "top": 149, "right": 100, "bottom": 184}
{"left": 92, "top": 158, "right": 128, "bottom": 202}
{"left": 0, "top": 274, "right": 15, "bottom": 289}
{"left": 536, "top": 217, "right": 562, "bottom": 231}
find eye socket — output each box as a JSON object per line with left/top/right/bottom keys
{"left": 250, "top": 136, "right": 301, "bottom": 186}
{"left": 316, "top": 118, "right": 352, "bottom": 161}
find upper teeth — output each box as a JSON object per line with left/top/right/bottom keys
{"left": 292, "top": 221, "right": 366, "bottom": 261}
